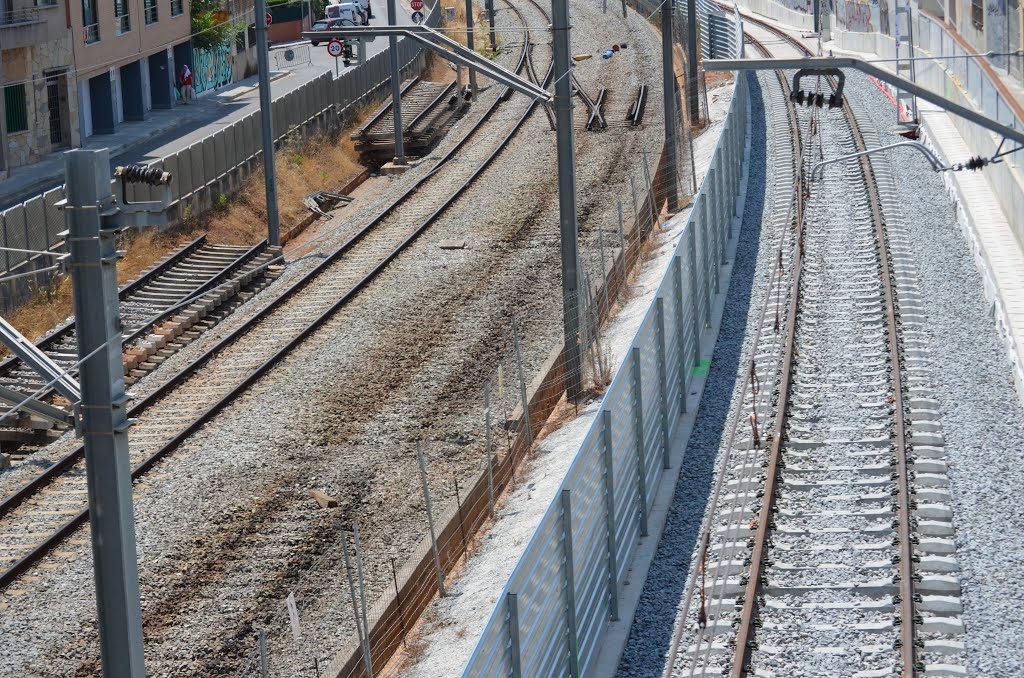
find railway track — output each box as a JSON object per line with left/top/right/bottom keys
{"left": 0, "top": 0, "right": 551, "bottom": 594}
{"left": 664, "top": 14, "right": 964, "bottom": 678}
{"left": 353, "top": 77, "right": 470, "bottom": 160}
{"left": 0, "top": 237, "right": 279, "bottom": 445}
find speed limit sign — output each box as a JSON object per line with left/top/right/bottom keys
{"left": 327, "top": 39, "right": 345, "bottom": 57}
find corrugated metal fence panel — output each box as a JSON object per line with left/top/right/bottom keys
{"left": 43, "top": 189, "right": 64, "bottom": 248}
{"left": 462, "top": 15, "right": 748, "bottom": 674}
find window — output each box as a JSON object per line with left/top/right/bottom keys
{"left": 4, "top": 84, "right": 28, "bottom": 134}
{"left": 114, "top": 0, "right": 130, "bottom": 33}
{"left": 81, "top": 0, "right": 99, "bottom": 42}
{"left": 171, "top": 0, "right": 183, "bottom": 16}
{"left": 144, "top": 0, "right": 158, "bottom": 24}
{"left": 970, "top": 0, "right": 983, "bottom": 28}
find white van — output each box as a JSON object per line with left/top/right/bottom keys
{"left": 325, "top": 0, "right": 368, "bottom": 25}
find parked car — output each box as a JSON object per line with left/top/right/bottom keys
{"left": 309, "top": 19, "right": 344, "bottom": 46}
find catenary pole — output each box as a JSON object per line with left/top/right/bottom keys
{"left": 387, "top": 0, "right": 407, "bottom": 165}
{"left": 686, "top": 0, "right": 699, "bottom": 123}
{"left": 551, "top": 0, "right": 583, "bottom": 402}
{"left": 255, "top": 0, "right": 281, "bottom": 246}
{"left": 662, "top": 0, "right": 679, "bottom": 212}
{"left": 65, "top": 149, "right": 146, "bottom": 678}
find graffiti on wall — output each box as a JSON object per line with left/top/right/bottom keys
{"left": 839, "top": 0, "right": 875, "bottom": 32}
{"left": 193, "top": 44, "right": 234, "bottom": 95}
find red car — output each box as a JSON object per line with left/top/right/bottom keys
{"left": 309, "top": 19, "right": 344, "bottom": 46}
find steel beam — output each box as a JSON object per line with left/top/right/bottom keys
{"left": 0, "top": 317, "right": 80, "bottom": 403}
{"left": 706, "top": 55, "right": 1024, "bottom": 146}
{"left": 301, "top": 26, "right": 550, "bottom": 100}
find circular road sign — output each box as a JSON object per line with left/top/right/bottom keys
{"left": 411, "top": 0, "right": 424, "bottom": 10}
{"left": 265, "top": 11, "right": 273, "bottom": 25}
{"left": 411, "top": 9, "right": 424, "bottom": 22}
{"left": 327, "top": 39, "right": 345, "bottom": 57}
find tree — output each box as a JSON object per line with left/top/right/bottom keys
{"left": 191, "top": 0, "right": 235, "bottom": 51}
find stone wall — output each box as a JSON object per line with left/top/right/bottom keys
{"left": 1, "top": 35, "right": 78, "bottom": 170}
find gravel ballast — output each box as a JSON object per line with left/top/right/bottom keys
{"left": 0, "top": 2, "right": 667, "bottom": 676}
{"left": 615, "top": 70, "right": 777, "bottom": 677}
{"left": 845, "top": 70, "right": 1024, "bottom": 677}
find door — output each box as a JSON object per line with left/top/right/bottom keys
{"left": 45, "top": 70, "right": 71, "bottom": 148}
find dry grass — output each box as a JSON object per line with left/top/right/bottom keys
{"left": 2, "top": 126, "right": 369, "bottom": 350}
{"left": 205, "top": 131, "right": 365, "bottom": 245}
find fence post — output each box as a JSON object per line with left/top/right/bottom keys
{"left": 342, "top": 538, "right": 373, "bottom": 678}
{"left": 513, "top": 317, "right": 533, "bottom": 450}
{"left": 258, "top": 630, "right": 269, "bottom": 678}
{"left": 353, "top": 523, "right": 371, "bottom": 661}
{"left": 630, "top": 347, "right": 649, "bottom": 537}
{"left": 641, "top": 148, "right": 657, "bottom": 234}
{"left": 655, "top": 297, "right": 671, "bottom": 468}
{"left": 699, "top": 197, "right": 716, "bottom": 314}
{"left": 485, "top": 379, "right": 494, "bottom": 516}
{"left": 417, "top": 441, "right": 446, "bottom": 597}
{"left": 390, "top": 557, "right": 407, "bottom": 647}
{"left": 705, "top": 164, "right": 722, "bottom": 293}
{"left": 617, "top": 201, "right": 626, "bottom": 252}
{"left": 602, "top": 410, "right": 620, "bottom": 621}
{"left": 508, "top": 592, "right": 522, "bottom": 678}
{"left": 715, "top": 156, "right": 728, "bottom": 265}
{"left": 672, "top": 255, "right": 688, "bottom": 414}
{"left": 560, "top": 489, "right": 581, "bottom": 676}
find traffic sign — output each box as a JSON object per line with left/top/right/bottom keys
{"left": 265, "top": 11, "right": 273, "bottom": 25}
{"left": 411, "top": 0, "right": 423, "bottom": 10}
{"left": 327, "top": 39, "right": 345, "bottom": 57}
{"left": 411, "top": 9, "right": 424, "bottom": 22}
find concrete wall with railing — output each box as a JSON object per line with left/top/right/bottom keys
{"left": 460, "top": 51, "right": 752, "bottom": 678}
{"left": 830, "top": 9, "right": 1024, "bottom": 248}
{"left": 0, "top": 2, "right": 439, "bottom": 313}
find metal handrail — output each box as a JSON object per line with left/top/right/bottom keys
{"left": 0, "top": 7, "right": 41, "bottom": 25}
{"left": 83, "top": 22, "right": 100, "bottom": 43}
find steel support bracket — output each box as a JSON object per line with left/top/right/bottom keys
{"left": 299, "top": 25, "right": 550, "bottom": 101}
{"left": 705, "top": 55, "right": 1024, "bottom": 147}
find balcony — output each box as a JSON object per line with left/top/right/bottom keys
{"left": 0, "top": 8, "right": 48, "bottom": 49}
{"left": 83, "top": 21, "right": 100, "bottom": 43}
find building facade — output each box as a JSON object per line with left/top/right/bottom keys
{"left": 70, "top": 0, "right": 192, "bottom": 137}
{"left": 0, "top": 0, "right": 78, "bottom": 177}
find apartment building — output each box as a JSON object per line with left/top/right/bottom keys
{"left": 0, "top": 0, "right": 77, "bottom": 177}
{"left": 71, "top": 0, "right": 192, "bottom": 137}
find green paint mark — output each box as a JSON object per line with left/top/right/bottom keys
{"left": 691, "top": 359, "right": 710, "bottom": 377}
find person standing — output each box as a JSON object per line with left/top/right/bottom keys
{"left": 179, "top": 64, "right": 195, "bottom": 104}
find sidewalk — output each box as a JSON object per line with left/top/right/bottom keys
{"left": 0, "top": 6, "right": 408, "bottom": 212}
{"left": 0, "top": 68, "right": 303, "bottom": 212}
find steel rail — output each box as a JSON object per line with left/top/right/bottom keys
{"left": 0, "top": 238, "right": 273, "bottom": 420}
{"left": 630, "top": 85, "right": 648, "bottom": 126}
{"left": 406, "top": 80, "right": 459, "bottom": 133}
{"left": 572, "top": 73, "right": 606, "bottom": 130}
{"left": 357, "top": 76, "right": 421, "bottom": 136}
{"left": 0, "top": 7, "right": 539, "bottom": 590}
{"left": 0, "top": 235, "right": 207, "bottom": 376}
{"left": 726, "top": 11, "right": 917, "bottom": 677}
{"left": 662, "top": 28, "right": 806, "bottom": 678}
